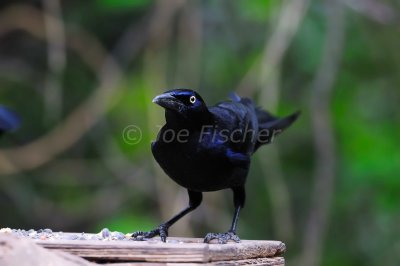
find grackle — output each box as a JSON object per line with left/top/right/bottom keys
{"left": 132, "top": 89, "right": 299, "bottom": 244}
{"left": 0, "top": 106, "right": 20, "bottom": 137}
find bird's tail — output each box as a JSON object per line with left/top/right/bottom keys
{"left": 228, "top": 93, "right": 300, "bottom": 151}
{"left": 254, "top": 110, "right": 300, "bottom": 151}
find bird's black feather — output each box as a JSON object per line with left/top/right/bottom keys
{"left": 132, "top": 89, "right": 299, "bottom": 243}
{"left": 0, "top": 106, "right": 21, "bottom": 137}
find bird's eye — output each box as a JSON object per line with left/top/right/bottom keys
{"left": 189, "top": 96, "right": 196, "bottom": 104}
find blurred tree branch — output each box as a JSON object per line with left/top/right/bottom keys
{"left": 238, "top": 0, "right": 311, "bottom": 102}
{"left": 0, "top": 5, "right": 123, "bottom": 175}
{"left": 298, "top": 1, "right": 345, "bottom": 266}
{"left": 235, "top": 0, "right": 310, "bottom": 243}
{"left": 257, "top": 0, "right": 310, "bottom": 243}
{"left": 141, "top": 0, "right": 192, "bottom": 236}
{"left": 3, "top": 181, "right": 127, "bottom": 230}
{"left": 42, "top": 0, "right": 66, "bottom": 124}
{"left": 342, "top": 0, "right": 399, "bottom": 25}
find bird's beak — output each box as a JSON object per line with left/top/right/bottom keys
{"left": 152, "top": 92, "right": 184, "bottom": 112}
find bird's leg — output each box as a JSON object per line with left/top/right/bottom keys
{"left": 204, "top": 186, "right": 245, "bottom": 244}
{"left": 132, "top": 190, "right": 202, "bottom": 242}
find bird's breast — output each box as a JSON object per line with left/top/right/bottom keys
{"left": 151, "top": 135, "right": 248, "bottom": 192}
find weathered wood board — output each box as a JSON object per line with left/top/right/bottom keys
{"left": 35, "top": 235, "right": 286, "bottom": 264}
{"left": 108, "top": 257, "right": 285, "bottom": 265}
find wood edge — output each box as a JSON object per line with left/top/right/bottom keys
{"left": 33, "top": 236, "right": 285, "bottom": 263}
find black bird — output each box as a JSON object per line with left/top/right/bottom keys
{"left": 0, "top": 106, "right": 21, "bottom": 137}
{"left": 132, "top": 89, "right": 299, "bottom": 243}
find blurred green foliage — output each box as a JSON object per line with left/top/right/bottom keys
{"left": 0, "top": 0, "right": 399, "bottom": 265}
{"left": 98, "top": 0, "right": 152, "bottom": 9}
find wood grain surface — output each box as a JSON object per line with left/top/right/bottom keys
{"left": 35, "top": 235, "right": 286, "bottom": 264}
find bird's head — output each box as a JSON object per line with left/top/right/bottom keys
{"left": 152, "top": 89, "right": 211, "bottom": 123}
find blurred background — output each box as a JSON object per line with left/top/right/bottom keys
{"left": 0, "top": 0, "right": 399, "bottom": 265}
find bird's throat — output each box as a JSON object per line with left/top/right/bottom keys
{"left": 164, "top": 109, "right": 213, "bottom": 129}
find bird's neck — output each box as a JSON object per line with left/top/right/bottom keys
{"left": 165, "top": 110, "right": 213, "bottom": 130}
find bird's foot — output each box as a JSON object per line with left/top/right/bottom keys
{"left": 131, "top": 224, "right": 169, "bottom": 242}
{"left": 204, "top": 231, "right": 240, "bottom": 244}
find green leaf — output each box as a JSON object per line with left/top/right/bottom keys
{"left": 237, "top": 0, "right": 275, "bottom": 22}
{"left": 97, "top": 0, "right": 152, "bottom": 9}
{"left": 96, "top": 213, "right": 156, "bottom": 233}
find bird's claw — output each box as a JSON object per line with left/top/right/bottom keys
{"left": 131, "top": 224, "right": 169, "bottom": 242}
{"left": 203, "top": 231, "right": 241, "bottom": 244}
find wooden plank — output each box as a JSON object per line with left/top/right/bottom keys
{"left": 208, "top": 239, "right": 285, "bottom": 262}
{"left": 35, "top": 235, "right": 285, "bottom": 263}
{"left": 106, "top": 257, "right": 285, "bottom": 265}
{"left": 213, "top": 257, "right": 284, "bottom": 266}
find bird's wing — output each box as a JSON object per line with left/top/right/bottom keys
{"left": 228, "top": 92, "right": 241, "bottom": 102}
{"left": 209, "top": 98, "right": 258, "bottom": 155}
{"left": 212, "top": 94, "right": 300, "bottom": 153}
